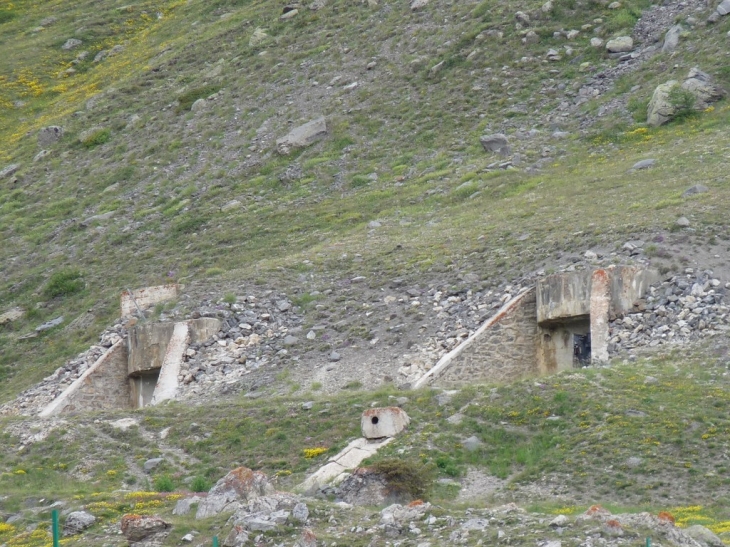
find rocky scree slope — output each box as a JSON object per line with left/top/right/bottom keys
{"left": 2, "top": 0, "right": 730, "bottom": 404}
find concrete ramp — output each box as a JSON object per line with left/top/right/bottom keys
{"left": 297, "top": 437, "right": 393, "bottom": 493}
{"left": 150, "top": 322, "right": 190, "bottom": 405}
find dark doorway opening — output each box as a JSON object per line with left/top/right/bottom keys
{"left": 573, "top": 333, "right": 591, "bottom": 367}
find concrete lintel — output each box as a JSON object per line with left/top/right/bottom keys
{"left": 412, "top": 288, "right": 534, "bottom": 389}
{"left": 39, "top": 340, "right": 125, "bottom": 417}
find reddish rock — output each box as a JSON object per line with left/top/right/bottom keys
{"left": 196, "top": 467, "right": 274, "bottom": 519}
{"left": 120, "top": 515, "right": 170, "bottom": 542}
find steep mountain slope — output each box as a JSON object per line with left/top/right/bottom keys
{"left": 1, "top": 0, "right": 730, "bottom": 400}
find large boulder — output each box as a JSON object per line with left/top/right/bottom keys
{"left": 682, "top": 67, "right": 725, "bottom": 109}
{"left": 276, "top": 117, "right": 327, "bottom": 155}
{"left": 647, "top": 80, "right": 679, "bottom": 126}
{"left": 684, "top": 525, "right": 725, "bottom": 547}
{"left": 647, "top": 68, "right": 725, "bottom": 126}
{"left": 479, "top": 133, "right": 510, "bottom": 155}
{"left": 662, "top": 25, "right": 683, "bottom": 53}
{"left": 606, "top": 36, "right": 633, "bottom": 53}
{"left": 0, "top": 164, "right": 20, "bottom": 179}
{"left": 195, "top": 467, "right": 274, "bottom": 519}
{"left": 63, "top": 511, "right": 96, "bottom": 536}
{"left": 120, "top": 515, "right": 170, "bottom": 543}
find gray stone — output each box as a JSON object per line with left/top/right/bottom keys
{"left": 276, "top": 117, "right": 327, "bottom": 155}
{"left": 144, "top": 457, "right": 164, "bottom": 473}
{"left": 38, "top": 126, "right": 63, "bottom": 146}
{"left": 280, "top": 8, "right": 299, "bottom": 20}
{"left": 682, "top": 68, "right": 725, "bottom": 109}
{"left": 33, "top": 150, "right": 50, "bottom": 162}
{"left": 224, "top": 526, "right": 249, "bottom": 546}
{"left": 121, "top": 515, "right": 170, "bottom": 542}
{"left": 717, "top": 0, "right": 730, "bottom": 15}
{"left": 61, "top": 38, "right": 82, "bottom": 50}
{"left": 276, "top": 300, "right": 291, "bottom": 312}
{"left": 35, "top": 316, "right": 64, "bottom": 332}
{"left": 410, "top": 0, "right": 429, "bottom": 9}
{"left": 685, "top": 525, "right": 725, "bottom": 547}
{"left": 173, "top": 496, "right": 202, "bottom": 516}
{"left": 0, "top": 164, "right": 20, "bottom": 179}
{"left": 329, "top": 351, "right": 341, "bottom": 362}
{"left": 550, "top": 515, "right": 570, "bottom": 527}
{"left": 462, "top": 435, "right": 482, "bottom": 452}
{"left": 64, "top": 511, "right": 96, "bottom": 536}
{"left": 479, "top": 133, "right": 510, "bottom": 155}
{"left": 195, "top": 467, "right": 274, "bottom": 519}
{"left": 676, "top": 216, "right": 691, "bottom": 227}
{"left": 283, "top": 335, "right": 298, "bottom": 346}
{"left": 662, "top": 25, "right": 683, "bottom": 53}
{"left": 0, "top": 307, "right": 24, "bottom": 325}
{"left": 301, "top": 401, "right": 314, "bottom": 410}
{"left": 292, "top": 502, "right": 309, "bottom": 522}
{"left": 461, "top": 518, "right": 489, "bottom": 530}
{"left": 683, "top": 184, "right": 709, "bottom": 197}
{"left": 631, "top": 159, "right": 656, "bottom": 170}
{"left": 249, "top": 28, "right": 269, "bottom": 47}
{"left": 647, "top": 80, "right": 679, "bottom": 127}
{"left": 626, "top": 457, "right": 643, "bottom": 467}
{"left": 606, "top": 36, "right": 633, "bottom": 53}
{"left": 191, "top": 98, "right": 207, "bottom": 112}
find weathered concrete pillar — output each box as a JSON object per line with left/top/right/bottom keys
{"left": 590, "top": 269, "right": 611, "bottom": 364}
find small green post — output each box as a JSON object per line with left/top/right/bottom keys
{"left": 52, "top": 509, "right": 60, "bottom": 547}
{"left": 212, "top": 536, "right": 219, "bottom": 547}
{"left": 646, "top": 538, "right": 651, "bottom": 547}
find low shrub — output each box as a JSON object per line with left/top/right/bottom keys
{"left": 45, "top": 270, "right": 84, "bottom": 298}
{"left": 370, "top": 458, "right": 434, "bottom": 501}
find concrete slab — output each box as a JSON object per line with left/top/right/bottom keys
{"left": 150, "top": 322, "right": 189, "bottom": 405}
{"left": 297, "top": 437, "right": 392, "bottom": 492}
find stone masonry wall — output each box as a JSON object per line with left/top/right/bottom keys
{"left": 434, "top": 289, "right": 539, "bottom": 387}
{"left": 55, "top": 342, "right": 131, "bottom": 414}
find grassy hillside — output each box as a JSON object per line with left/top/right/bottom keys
{"left": 1, "top": 342, "right": 730, "bottom": 545}
{"left": 1, "top": 0, "right": 730, "bottom": 401}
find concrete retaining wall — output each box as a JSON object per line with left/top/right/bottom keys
{"left": 39, "top": 341, "right": 131, "bottom": 416}
{"left": 121, "top": 284, "right": 179, "bottom": 317}
{"left": 414, "top": 288, "right": 539, "bottom": 388}
{"left": 128, "top": 318, "right": 221, "bottom": 375}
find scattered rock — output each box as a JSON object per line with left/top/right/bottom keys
{"left": 590, "top": 37, "right": 603, "bottom": 47}
{"left": 120, "top": 515, "right": 170, "bottom": 542}
{"left": 191, "top": 98, "right": 207, "bottom": 112}
{"left": 280, "top": 8, "right": 299, "bottom": 20}
{"left": 0, "top": 307, "right": 24, "bottom": 325}
{"left": 676, "top": 216, "right": 691, "bottom": 227}
{"left": 684, "top": 525, "right": 725, "bottom": 547}
{"left": 631, "top": 159, "right": 655, "bottom": 170}
{"left": 64, "top": 511, "right": 96, "bottom": 536}
{"left": 35, "top": 317, "right": 64, "bottom": 332}
{"left": 292, "top": 502, "right": 309, "bottom": 522}
{"left": 61, "top": 38, "right": 82, "bottom": 50}
{"left": 479, "top": 133, "right": 510, "bottom": 155}
{"left": 329, "top": 351, "right": 341, "bottom": 362}
{"left": 173, "top": 496, "right": 202, "bottom": 516}
{"left": 249, "top": 28, "right": 269, "bottom": 47}
{"left": 462, "top": 435, "right": 482, "bottom": 452}
{"left": 682, "top": 184, "right": 708, "bottom": 197}
{"left": 605, "top": 36, "right": 633, "bottom": 53}
{"left": 143, "top": 457, "right": 165, "bottom": 473}
{"left": 196, "top": 467, "right": 274, "bottom": 519}
{"left": 717, "top": 0, "right": 730, "bottom": 16}
{"left": 662, "top": 25, "right": 683, "bottom": 53}
{"left": 0, "top": 164, "right": 20, "bottom": 180}
{"left": 276, "top": 117, "right": 327, "bottom": 155}
{"left": 410, "top": 0, "right": 429, "bottom": 10}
